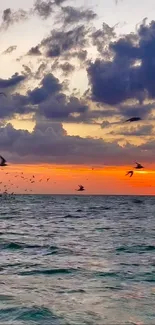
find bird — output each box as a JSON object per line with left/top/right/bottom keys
{"left": 125, "top": 117, "right": 141, "bottom": 122}
{"left": 0, "top": 155, "right": 7, "bottom": 166}
{"left": 76, "top": 185, "right": 85, "bottom": 191}
{"left": 126, "top": 170, "right": 134, "bottom": 177}
{"left": 134, "top": 162, "right": 144, "bottom": 169}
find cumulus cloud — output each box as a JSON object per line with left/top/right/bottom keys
{"left": 27, "top": 73, "right": 62, "bottom": 104}
{"left": 88, "top": 20, "right": 155, "bottom": 108}
{"left": 0, "top": 120, "right": 148, "bottom": 165}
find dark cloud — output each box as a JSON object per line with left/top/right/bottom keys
{"left": 54, "top": 0, "right": 67, "bottom": 5}
{"left": 38, "top": 95, "right": 88, "bottom": 120}
{"left": 27, "top": 46, "right": 42, "bottom": 56}
{"left": 59, "top": 6, "right": 96, "bottom": 25}
{"left": 0, "top": 120, "right": 147, "bottom": 165}
{"left": 34, "top": 0, "right": 53, "bottom": 19}
{"left": 1, "top": 8, "right": 28, "bottom": 30}
{"left": 0, "top": 94, "right": 32, "bottom": 119}
{"left": 92, "top": 22, "right": 116, "bottom": 56}
{"left": 27, "top": 73, "right": 62, "bottom": 104}
{"left": 2, "top": 45, "right": 17, "bottom": 55}
{"left": 59, "top": 62, "right": 75, "bottom": 75}
{"left": 117, "top": 103, "right": 155, "bottom": 119}
{"left": 0, "top": 73, "right": 26, "bottom": 89}
{"left": 39, "top": 25, "right": 88, "bottom": 58}
{"left": 88, "top": 20, "right": 155, "bottom": 107}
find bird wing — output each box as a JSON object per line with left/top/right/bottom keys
{"left": 0, "top": 155, "right": 6, "bottom": 164}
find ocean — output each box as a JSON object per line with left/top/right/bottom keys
{"left": 0, "top": 195, "right": 154, "bottom": 325}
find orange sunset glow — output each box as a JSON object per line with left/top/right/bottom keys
{"left": 1, "top": 164, "right": 155, "bottom": 195}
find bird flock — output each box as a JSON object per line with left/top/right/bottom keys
{"left": 0, "top": 90, "right": 145, "bottom": 193}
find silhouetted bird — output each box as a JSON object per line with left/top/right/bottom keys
{"left": 125, "top": 117, "right": 141, "bottom": 122}
{"left": 0, "top": 155, "right": 7, "bottom": 166}
{"left": 76, "top": 185, "right": 85, "bottom": 191}
{"left": 126, "top": 170, "right": 134, "bottom": 177}
{"left": 134, "top": 162, "right": 144, "bottom": 169}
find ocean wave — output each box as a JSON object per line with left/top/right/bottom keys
{"left": 18, "top": 267, "right": 79, "bottom": 276}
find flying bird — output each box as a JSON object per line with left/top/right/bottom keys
{"left": 125, "top": 117, "right": 141, "bottom": 122}
{"left": 126, "top": 170, "right": 134, "bottom": 177}
{"left": 134, "top": 162, "right": 144, "bottom": 169}
{"left": 76, "top": 185, "right": 85, "bottom": 191}
{"left": 0, "top": 155, "right": 7, "bottom": 166}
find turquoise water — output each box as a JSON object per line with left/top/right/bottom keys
{"left": 0, "top": 195, "right": 154, "bottom": 324}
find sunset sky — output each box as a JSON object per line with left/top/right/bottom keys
{"left": 0, "top": 0, "right": 155, "bottom": 194}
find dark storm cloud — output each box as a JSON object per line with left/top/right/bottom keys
{"left": 2, "top": 45, "right": 17, "bottom": 55}
{"left": 27, "top": 46, "right": 42, "bottom": 56}
{"left": 0, "top": 120, "right": 147, "bottom": 165}
{"left": 1, "top": 8, "right": 28, "bottom": 30}
{"left": 0, "top": 73, "right": 26, "bottom": 89}
{"left": 58, "top": 6, "right": 96, "bottom": 25}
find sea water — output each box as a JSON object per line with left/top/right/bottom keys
{"left": 0, "top": 195, "right": 154, "bottom": 324}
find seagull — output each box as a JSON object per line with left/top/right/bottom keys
{"left": 125, "top": 117, "right": 141, "bottom": 122}
{"left": 76, "top": 185, "right": 85, "bottom": 191}
{"left": 126, "top": 170, "right": 134, "bottom": 177}
{"left": 0, "top": 155, "right": 7, "bottom": 166}
{"left": 134, "top": 162, "right": 144, "bottom": 169}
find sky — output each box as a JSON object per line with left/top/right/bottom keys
{"left": 0, "top": 0, "right": 155, "bottom": 194}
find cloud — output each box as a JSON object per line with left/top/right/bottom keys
{"left": 2, "top": 45, "right": 17, "bottom": 55}
{"left": 27, "top": 73, "right": 62, "bottom": 104}
{"left": 0, "top": 120, "right": 147, "bottom": 165}
{"left": 58, "top": 6, "right": 96, "bottom": 25}
{"left": 27, "top": 46, "right": 42, "bottom": 56}
{"left": 109, "top": 124, "right": 153, "bottom": 136}
{"left": 28, "top": 25, "right": 88, "bottom": 59}
{"left": 0, "top": 73, "right": 26, "bottom": 89}
{"left": 92, "top": 22, "right": 116, "bottom": 56}
{"left": 88, "top": 20, "right": 155, "bottom": 108}
{"left": 33, "top": 0, "right": 53, "bottom": 19}
{"left": 58, "top": 62, "right": 75, "bottom": 75}
{"left": 37, "top": 95, "right": 88, "bottom": 120}
{"left": 1, "top": 8, "right": 28, "bottom": 30}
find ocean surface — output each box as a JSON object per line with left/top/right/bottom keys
{"left": 0, "top": 195, "right": 154, "bottom": 325}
